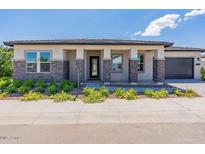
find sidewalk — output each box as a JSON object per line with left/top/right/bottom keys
{"left": 1, "top": 97, "right": 205, "bottom": 125}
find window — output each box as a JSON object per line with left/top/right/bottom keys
{"left": 112, "top": 54, "right": 123, "bottom": 72}
{"left": 138, "top": 53, "right": 144, "bottom": 72}
{"left": 26, "top": 51, "right": 51, "bottom": 73}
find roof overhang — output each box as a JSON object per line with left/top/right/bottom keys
{"left": 3, "top": 39, "right": 173, "bottom": 47}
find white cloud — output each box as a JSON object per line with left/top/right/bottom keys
{"left": 141, "top": 14, "right": 180, "bottom": 36}
{"left": 130, "top": 31, "right": 141, "bottom": 37}
{"left": 184, "top": 9, "right": 205, "bottom": 21}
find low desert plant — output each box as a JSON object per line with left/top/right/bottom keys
{"left": 83, "top": 87, "right": 95, "bottom": 96}
{"left": 17, "top": 85, "right": 31, "bottom": 95}
{"left": 3, "top": 85, "right": 17, "bottom": 94}
{"left": 50, "top": 92, "right": 75, "bottom": 102}
{"left": 99, "top": 86, "right": 109, "bottom": 97}
{"left": 114, "top": 88, "right": 138, "bottom": 100}
{"left": 113, "top": 88, "right": 126, "bottom": 98}
{"left": 201, "top": 67, "right": 205, "bottom": 80}
{"left": 0, "top": 92, "right": 7, "bottom": 99}
{"left": 184, "top": 89, "right": 200, "bottom": 97}
{"left": 13, "top": 80, "right": 23, "bottom": 88}
{"left": 48, "top": 82, "right": 58, "bottom": 94}
{"left": 144, "top": 88, "right": 169, "bottom": 99}
{"left": 83, "top": 90, "right": 105, "bottom": 103}
{"left": 0, "top": 77, "right": 12, "bottom": 90}
{"left": 173, "top": 88, "right": 185, "bottom": 96}
{"left": 20, "top": 91, "right": 46, "bottom": 101}
{"left": 60, "top": 80, "right": 74, "bottom": 93}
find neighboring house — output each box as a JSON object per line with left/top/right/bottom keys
{"left": 3, "top": 39, "right": 204, "bottom": 84}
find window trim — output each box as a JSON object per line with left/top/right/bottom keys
{"left": 138, "top": 53, "right": 145, "bottom": 73}
{"left": 25, "top": 50, "right": 52, "bottom": 73}
{"left": 111, "top": 53, "right": 123, "bottom": 73}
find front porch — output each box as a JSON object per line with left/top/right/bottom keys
{"left": 64, "top": 45, "right": 165, "bottom": 84}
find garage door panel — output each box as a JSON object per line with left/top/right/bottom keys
{"left": 165, "top": 58, "right": 193, "bottom": 79}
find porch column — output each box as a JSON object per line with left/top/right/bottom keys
{"left": 153, "top": 48, "right": 165, "bottom": 82}
{"left": 76, "top": 48, "right": 85, "bottom": 83}
{"left": 129, "top": 48, "right": 138, "bottom": 84}
{"left": 103, "top": 48, "right": 111, "bottom": 84}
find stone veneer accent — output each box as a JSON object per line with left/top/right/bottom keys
{"left": 103, "top": 60, "right": 111, "bottom": 82}
{"left": 153, "top": 59, "right": 165, "bottom": 82}
{"left": 76, "top": 59, "right": 85, "bottom": 82}
{"left": 129, "top": 60, "right": 138, "bottom": 82}
{"left": 13, "top": 61, "right": 69, "bottom": 82}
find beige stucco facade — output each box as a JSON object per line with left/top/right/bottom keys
{"left": 13, "top": 44, "right": 202, "bottom": 82}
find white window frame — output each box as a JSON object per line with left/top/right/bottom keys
{"left": 138, "top": 53, "right": 144, "bottom": 72}
{"left": 25, "top": 51, "right": 52, "bottom": 73}
{"left": 111, "top": 54, "right": 123, "bottom": 73}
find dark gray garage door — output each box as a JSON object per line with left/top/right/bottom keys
{"left": 165, "top": 58, "right": 194, "bottom": 79}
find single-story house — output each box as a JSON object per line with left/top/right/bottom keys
{"left": 3, "top": 39, "right": 204, "bottom": 84}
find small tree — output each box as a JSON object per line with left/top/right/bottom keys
{"left": 200, "top": 67, "right": 205, "bottom": 80}
{"left": 0, "top": 46, "right": 13, "bottom": 77}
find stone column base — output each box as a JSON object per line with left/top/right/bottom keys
{"left": 103, "top": 59, "right": 111, "bottom": 83}
{"left": 76, "top": 59, "right": 85, "bottom": 83}
{"left": 153, "top": 59, "right": 165, "bottom": 82}
{"left": 129, "top": 59, "right": 138, "bottom": 82}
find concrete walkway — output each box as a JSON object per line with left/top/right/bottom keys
{"left": 1, "top": 97, "right": 205, "bottom": 125}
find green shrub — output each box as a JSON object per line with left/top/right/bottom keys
{"left": 144, "top": 88, "right": 169, "bottom": 99}
{"left": 99, "top": 86, "right": 109, "bottom": 97}
{"left": 83, "top": 90, "right": 104, "bottom": 103}
{"left": 83, "top": 87, "right": 95, "bottom": 96}
{"left": 13, "top": 80, "right": 23, "bottom": 88}
{"left": 201, "top": 67, "right": 205, "bottom": 80}
{"left": 184, "top": 89, "right": 200, "bottom": 97}
{"left": 3, "top": 85, "right": 17, "bottom": 94}
{"left": 60, "top": 80, "right": 74, "bottom": 93}
{"left": 50, "top": 92, "right": 75, "bottom": 102}
{"left": 18, "top": 86, "right": 30, "bottom": 95}
{"left": 173, "top": 88, "right": 185, "bottom": 96}
{"left": 34, "top": 86, "right": 45, "bottom": 93}
{"left": 0, "top": 92, "right": 7, "bottom": 99}
{"left": 48, "top": 82, "right": 58, "bottom": 94}
{"left": 23, "top": 80, "right": 35, "bottom": 87}
{"left": 0, "top": 77, "right": 12, "bottom": 90}
{"left": 114, "top": 88, "right": 138, "bottom": 100}
{"left": 122, "top": 89, "right": 138, "bottom": 100}
{"left": 20, "top": 91, "right": 46, "bottom": 101}
{"left": 114, "top": 88, "right": 126, "bottom": 98}
{"left": 35, "top": 80, "right": 46, "bottom": 88}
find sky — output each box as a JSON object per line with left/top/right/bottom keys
{"left": 0, "top": 9, "right": 205, "bottom": 48}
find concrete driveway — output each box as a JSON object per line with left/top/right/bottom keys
{"left": 166, "top": 79, "right": 205, "bottom": 96}
{"left": 1, "top": 97, "right": 205, "bottom": 125}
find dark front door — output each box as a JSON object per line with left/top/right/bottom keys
{"left": 90, "top": 56, "right": 100, "bottom": 78}
{"left": 165, "top": 58, "right": 194, "bottom": 79}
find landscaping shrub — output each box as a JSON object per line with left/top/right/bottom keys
{"left": 201, "top": 67, "right": 205, "bottom": 80}
{"left": 20, "top": 91, "right": 46, "bottom": 101}
{"left": 83, "top": 87, "right": 95, "bottom": 96}
{"left": 0, "top": 92, "right": 7, "bottom": 99}
{"left": 34, "top": 86, "right": 45, "bottom": 93}
{"left": 17, "top": 86, "right": 31, "bottom": 95}
{"left": 3, "top": 85, "right": 17, "bottom": 94}
{"left": 122, "top": 89, "right": 139, "bottom": 100}
{"left": 50, "top": 92, "right": 75, "bottom": 102}
{"left": 23, "top": 80, "right": 35, "bottom": 87}
{"left": 184, "top": 89, "right": 200, "bottom": 97}
{"left": 48, "top": 82, "right": 58, "bottom": 94}
{"left": 83, "top": 90, "right": 105, "bottom": 103}
{"left": 0, "top": 77, "right": 12, "bottom": 90}
{"left": 113, "top": 88, "right": 126, "bottom": 98}
{"left": 144, "top": 88, "right": 169, "bottom": 99}
{"left": 99, "top": 86, "right": 109, "bottom": 97}
{"left": 114, "top": 88, "right": 138, "bottom": 100}
{"left": 173, "top": 88, "right": 185, "bottom": 96}
{"left": 13, "top": 80, "right": 23, "bottom": 88}
{"left": 35, "top": 80, "right": 46, "bottom": 88}
{"left": 60, "top": 80, "right": 74, "bottom": 92}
